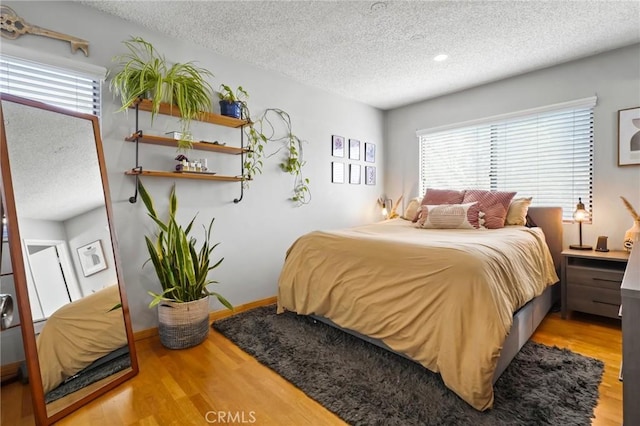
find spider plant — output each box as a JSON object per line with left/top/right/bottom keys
{"left": 138, "top": 181, "right": 231, "bottom": 310}
{"left": 109, "top": 37, "right": 214, "bottom": 150}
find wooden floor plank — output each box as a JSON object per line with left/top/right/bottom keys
{"left": 1, "top": 310, "right": 621, "bottom": 425}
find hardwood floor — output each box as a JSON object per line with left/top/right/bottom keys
{"left": 1, "top": 309, "right": 622, "bottom": 425}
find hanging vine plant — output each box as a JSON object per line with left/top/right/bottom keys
{"left": 219, "top": 85, "right": 311, "bottom": 206}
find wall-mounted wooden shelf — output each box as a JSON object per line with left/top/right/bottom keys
{"left": 132, "top": 99, "right": 248, "bottom": 128}
{"left": 124, "top": 133, "right": 249, "bottom": 155}
{"left": 125, "top": 169, "right": 244, "bottom": 182}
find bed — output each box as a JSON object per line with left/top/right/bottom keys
{"left": 36, "top": 284, "right": 128, "bottom": 394}
{"left": 277, "top": 206, "right": 562, "bottom": 411}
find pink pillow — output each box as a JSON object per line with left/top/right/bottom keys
{"left": 414, "top": 188, "right": 466, "bottom": 222}
{"left": 415, "top": 202, "right": 480, "bottom": 229}
{"left": 462, "top": 190, "right": 516, "bottom": 229}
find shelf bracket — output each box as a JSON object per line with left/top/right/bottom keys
{"left": 129, "top": 103, "right": 142, "bottom": 204}
{"left": 128, "top": 167, "right": 143, "bottom": 203}
{"left": 233, "top": 121, "right": 246, "bottom": 204}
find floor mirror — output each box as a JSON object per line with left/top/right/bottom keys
{"left": 0, "top": 93, "right": 138, "bottom": 425}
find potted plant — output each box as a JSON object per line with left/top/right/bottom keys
{"left": 218, "top": 84, "right": 311, "bottom": 205}
{"left": 217, "top": 84, "right": 248, "bottom": 119}
{"left": 138, "top": 181, "right": 232, "bottom": 349}
{"left": 109, "top": 37, "right": 215, "bottom": 150}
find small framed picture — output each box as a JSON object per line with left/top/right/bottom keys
{"left": 349, "top": 139, "right": 360, "bottom": 160}
{"left": 349, "top": 164, "right": 361, "bottom": 184}
{"left": 332, "top": 135, "right": 345, "bottom": 158}
{"left": 618, "top": 106, "right": 640, "bottom": 166}
{"left": 365, "top": 166, "right": 376, "bottom": 185}
{"left": 332, "top": 162, "right": 344, "bottom": 183}
{"left": 77, "top": 240, "right": 108, "bottom": 276}
{"left": 364, "top": 142, "right": 376, "bottom": 163}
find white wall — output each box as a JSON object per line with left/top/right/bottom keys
{"left": 2, "top": 1, "right": 384, "bottom": 330}
{"left": 385, "top": 44, "right": 640, "bottom": 250}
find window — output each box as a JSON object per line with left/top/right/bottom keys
{"left": 418, "top": 98, "right": 595, "bottom": 221}
{"left": 0, "top": 55, "right": 100, "bottom": 116}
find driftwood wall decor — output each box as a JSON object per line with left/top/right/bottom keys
{"left": 0, "top": 6, "right": 89, "bottom": 56}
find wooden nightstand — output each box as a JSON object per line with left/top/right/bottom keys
{"left": 561, "top": 249, "right": 630, "bottom": 319}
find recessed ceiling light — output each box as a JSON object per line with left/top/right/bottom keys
{"left": 433, "top": 54, "right": 448, "bottom": 62}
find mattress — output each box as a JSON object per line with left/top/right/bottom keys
{"left": 277, "top": 219, "right": 558, "bottom": 410}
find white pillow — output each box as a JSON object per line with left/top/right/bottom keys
{"left": 415, "top": 202, "right": 481, "bottom": 229}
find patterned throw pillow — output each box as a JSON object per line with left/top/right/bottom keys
{"left": 415, "top": 202, "right": 481, "bottom": 229}
{"left": 414, "top": 188, "right": 466, "bottom": 222}
{"left": 505, "top": 197, "right": 533, "bottom": 226}
{"left": 462, "top": 190, "right": 516, "bottom": 229}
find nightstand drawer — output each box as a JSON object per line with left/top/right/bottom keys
{"left": 567, "top": 283, "right": 621, "bottom": 318}
{"left": 566, "top": 266, "right": 624, "bottom": 291}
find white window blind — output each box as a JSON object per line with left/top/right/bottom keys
{"left": 0, "top": 55, "right": 100, "bottom": 116}
{"left": 419, "top": 100, "right": 594, "bottom": 221}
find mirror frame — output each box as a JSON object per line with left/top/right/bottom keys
{"left": 0, "top": 93, "right": 138, "bottom": 425}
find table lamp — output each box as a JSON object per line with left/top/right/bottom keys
{"left": 569, "top": 197, "right": 592, "bottom": 250}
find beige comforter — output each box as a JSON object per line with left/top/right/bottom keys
{"left": 37, "top": 284, "right": 128, "bottom": 394}
{"left": 277, "top": 219, "right": 558, "bottom": 411}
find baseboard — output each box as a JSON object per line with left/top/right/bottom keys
{"left": 133, "top": 296, "right": 277, "bottom": 341}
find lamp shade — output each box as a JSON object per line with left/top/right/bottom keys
{"left": 573, "top": 197, "right": 589, "bottom": 222}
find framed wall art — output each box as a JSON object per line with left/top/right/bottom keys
{"left": 77, "top": 240, "right": 107, "bottom": 276}
{"left": 332, "top": 162, "right": 344, "bottom": 183}
{"left": 365, "top": 166, "right": 376, "bottom": 185}
{"left": 332, "top": 135, "right": 345, "bottom": 158}
{"left": 349, "top": 164, "right": 361, "bottom": 184}
{"left": 349, "top": 139, "right": 360, "bottom": 160}
{"left": 364, "top": 142, "right": 376, "bottom": 163}
{"left": 618, "top": 106, "right": 640, "bottom": 166}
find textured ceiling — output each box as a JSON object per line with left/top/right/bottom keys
{"left": 2, "top": 100, "right": 105, "bottom": 222}
{"left": 81, "top": 0, "right": 640, "bottom": 110}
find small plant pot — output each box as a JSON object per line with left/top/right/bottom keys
{"left": 158, "top": 296, "right": 210, "bottom": 349}
{"left": 219, "top": 100, "right": 242, "bottom": 119}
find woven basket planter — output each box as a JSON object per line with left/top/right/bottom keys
{"left": 158, "top": 296, "right": 210, "bottom": 349}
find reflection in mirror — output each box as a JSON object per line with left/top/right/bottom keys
{"left": 0, "top": 93, "right": 138, "bottom": 425}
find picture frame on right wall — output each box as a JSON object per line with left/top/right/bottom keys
{"left": 364, "top": 142, "right": 375, "bottom": 163}
{"left": 618, "top": 106, "right": 640, "bottom": 166}
{"left": 365, "top": 166, "right": 376, "bottom": 185}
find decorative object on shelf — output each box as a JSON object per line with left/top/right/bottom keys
{"left": 109, "top": 37, "right": 214, "bottom": 151}
{"left": 174, "top": 154, "right": 208, "bottom": 172}
{"left": 332, "top": 162, "right": 344, "bottom": 184}
{"left": 332, "top": 135, "right": 345, "bottom": 157}
{"left": 77, "top": 240, "right": 108, "bottom": 276}
{"left": 349, "top": 139, "right": 361, "bottom": 160}
{"left": 217, "top": 84, "right": 248, "bottom": 119}
{"left": 0, "top": 6, "right": 89, "bottom": 56}
{"left": 569, "top": 197, "right": 592, "bottom": 250}
{"left": 620, "top": 195, "right": 640, "bottom": 252}
{"left": 349, "top": 164, "right": 361, "bottom": 184}
{"left": 365, "top": 165, "right": 376, "bottom": 185}
{"left": 137, "top": 181, "right": 232, "bottom": 349}
{"left": 618, "top": 106, "right": 640, "bottom": 166}
{"left": 365, "top": 142, "right": 376, "bottom": 163}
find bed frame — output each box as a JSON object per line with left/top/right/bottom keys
{"left": 311, "top": 206, "right": 563, "bottom": 384}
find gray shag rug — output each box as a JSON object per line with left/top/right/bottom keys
{"left": 213, "top": 305, "right": 605, "bottom": 426}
